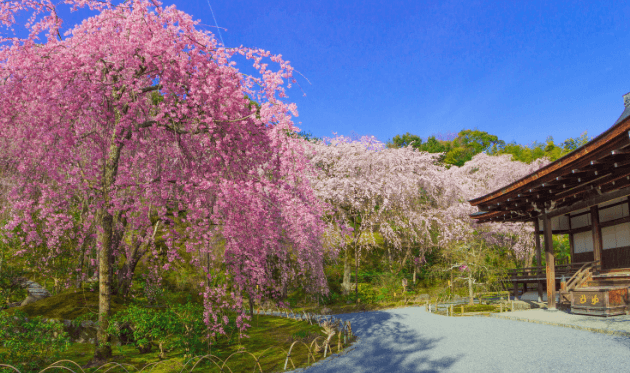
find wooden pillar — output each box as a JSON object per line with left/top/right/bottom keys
{"left": 512, "top": 280, "right": 518, "bottom": 298}
{"left": 543, "top": 214, "right": 556, "bottom": 309}
{"left": 591, "top": 205, "right": 602, "bottom": 270}
{"left": 567, "top": 214, "right": 574, "bottom": 264}
{"left": 534, "top": 219, "right": 543, "bottom": 302}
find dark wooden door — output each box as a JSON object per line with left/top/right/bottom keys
{"left": 601, "top": 246, "right": 630, "bottom": 270}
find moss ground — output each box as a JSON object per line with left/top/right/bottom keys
{"left": 2, "top": 288, "right": 127, "bottom": 320}
{"left": 2, "top": 315, "right": 335, "bottom": 373}
{"left": 0, "top": 289, "right": 352, "bottom": 373}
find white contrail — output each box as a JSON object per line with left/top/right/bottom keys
{"left": 205, "top": 0, "right": 225, "bottom": 47}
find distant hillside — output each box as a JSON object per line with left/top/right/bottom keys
{"left": 385, "top": 129, "right": 591, "bottom": 166}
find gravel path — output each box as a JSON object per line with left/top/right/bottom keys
{"left": 290, "top": 306, "right": 630, "bottom": 373}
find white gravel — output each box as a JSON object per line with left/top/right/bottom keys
{"left": 290, "top": 306, "right": 630, "bottom": 373}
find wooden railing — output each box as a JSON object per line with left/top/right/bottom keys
{"left": 565, "top": 260, "right": 600, "bottom": 291}
{"left": 507, "top": 261, "right": 601, "bottom": 280}
{"left": 558, "top": 260, "right": 600, "bottom": 304}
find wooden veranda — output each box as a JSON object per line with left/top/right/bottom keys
{"left": 506, "top": 261, "right": 600, "bottom": 297}
{"left": 469, "top": 92, "right": 630, "bottom": 316}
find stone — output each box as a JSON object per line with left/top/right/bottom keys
{"left": 21, "top": 294, "right": 43, "bottom": 306}
{"left": 63, "top": 319, "right": 98, "bottom": 344}
{"left": 24, "top": 280, "right": 51, "bottom": 297}
{"left": 320, "top": 307, "right": 332, "bottom": 315}
{"left": 18, "top": 280, "right": 51, "bottom": 306}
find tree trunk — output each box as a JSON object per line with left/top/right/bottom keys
{"left": 355, "top": 244, "right": 359, "bottom": 301}
{"left": 94, "top": 128, "right": 129, "bottom": 361}
{"left": 398, "top": 245, "right": 412, "bottom": 272}
{"left": 413, "top": 265, "right": 416, "bottom": 284}
{"left": 468, "top": 276, "right": 474, "bottom": 306}
{"left": 525, "top": 249, "right": 534, "bottom": 268}
{"left": 95, "top": 208, "right": 113, "bottom": 360}
{"left": 117, "top": 221, "right": 159, "bottom": 297}
{"left": 341, "top": 247, "right": 352, "bottom": 296}
{"left": 108, "top": 211, "right": 125, "bottom": 295}
{"left": 117, "top": 255, "right": 141, "bottom": 297}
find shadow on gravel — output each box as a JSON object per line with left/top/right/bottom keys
{"left": 602, "top": 318, "right": 630, "bottom": 324}
{"left": 303, "top": 310, "right": 463, "bottom": 373}
{"left": 610, "top": 335, "right": 630, "bottom": 351}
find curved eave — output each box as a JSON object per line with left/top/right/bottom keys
{"left": 468, "top": 106, "right": 630, "bottom": 208}
{"left": 469, "top": 210, "right": 505, "bottom": 221}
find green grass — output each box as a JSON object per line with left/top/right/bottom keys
{"left": 451, "top": 304, "right": 498, "bottom": 313}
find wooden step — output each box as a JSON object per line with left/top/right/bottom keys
{"left": 593, "top": 272, "right": 630, "bottom": 279}
{"left": 598, "top": 268, "right": 630, "bottom": 274}
{"left": 585, "top": 278, "right": 630, "bottom": 287}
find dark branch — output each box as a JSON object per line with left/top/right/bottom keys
{"left": 141, "top": 84, "right": 162, "bottom": 93}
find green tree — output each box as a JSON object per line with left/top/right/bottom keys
{"left": 563, "top": 131, "right": 590, "bottom": 151}
{"left": 389, "top": 129, "right": 591, "bottom": 166}
{"left": 386, "top": 132, "right": 422, "bottom": 148}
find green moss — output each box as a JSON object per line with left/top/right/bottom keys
{"left": 0, "top": 287, "right": 351, "bottom": 373}
{"left": 0, "top": 314, "right": 344, "bottom": 373}
{"left": 3, "top": 288, "right": 127, "bottom": 321}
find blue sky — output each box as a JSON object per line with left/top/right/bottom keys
{"left": 8, "top": 0, "right": 630, "bottom": 146}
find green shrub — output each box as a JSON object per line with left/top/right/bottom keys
{"left": 0, "top": 310, "right": 71, "bottom": 373}
{"left": 107, "top": 304, "right": 176, "bottom": 357}
{"left": 107, "top": 301, "right": 211, "bottom": 359}
{"left": 168, "top": 302, "right": 212, "bottom": 357}
{"left": 462, "top": 304, "right": 495, "bottom": 312}
{"left": 358, "top": 285, "right": 378, "bottom": 304}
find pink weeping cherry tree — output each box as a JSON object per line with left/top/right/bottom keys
{"left": 303, "top": 134, "right": 450, "bottom": 297}
{"left": 0, "top": 0, "right": 329, "bottom": 359}
{"left": 436, "top": 153, "right": 550, "bottom": 302}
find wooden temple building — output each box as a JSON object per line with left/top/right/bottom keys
{"left": 469, "top": 92, "right": 630, "bottom": 316}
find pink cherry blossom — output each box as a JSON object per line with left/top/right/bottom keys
{"left": 0, "top": 0, "right": 328, "bottom": 357}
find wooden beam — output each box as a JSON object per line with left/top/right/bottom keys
{"left": 591, "top": 205, "right": 603, "bottom": 269}
{"left": 611, "top": 149, "right": 630, "bottom": 156}
{"left": 545, "top": 185, "right": 630, "bottom": 219}
{"left": 543, "top": 214, "right": 556, "bottom": 309}
{"left": 551, "top": 162, "right": 630, "bottom": 201}
{"left": 534, "top": 219, "right": 543, "bottom": 302}
{"left": 597, "top": 169, "right": 630, "bottom": 193}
